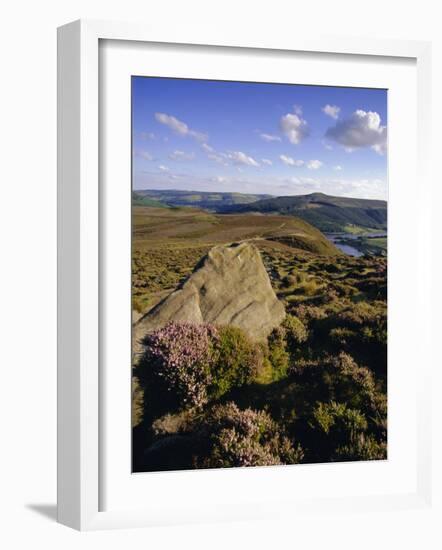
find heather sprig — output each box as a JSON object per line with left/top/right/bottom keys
{"left": 196, "top": 402, "right": 304, "bottom": 468}
{"left": 141, "top": 321, "right": 219, "bottom": 410}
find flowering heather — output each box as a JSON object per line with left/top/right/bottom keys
{"left": 197, "top": 402, "right": 304, "bottom": 468}
{"left": 141, "top": 322, "right": 219, "bottom": 410}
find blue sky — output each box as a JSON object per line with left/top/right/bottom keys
{"left": 132, "top": 77, "right": 387, "bottom": 200}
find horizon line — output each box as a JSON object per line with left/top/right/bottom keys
{"left": 133, "top": 188, "right": 387, "bottom": 202}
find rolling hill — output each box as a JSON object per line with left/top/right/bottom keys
{"left": 132, "top": 205, "right": 340, "bottom": 256}
{"left": 132, "top": 191, "right": 169, "bottom": 208}
{"left": 134, "top": 189, "right": 272, "bottom": 210}
{"left": 220, "top": 192, "right": 387, "bottom": 232}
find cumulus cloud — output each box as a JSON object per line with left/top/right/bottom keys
{"left": 139, "top": 151, "right": 153, "bottom": 161}
{"left": 280, "top": 110, "right": 309, "bottom": 144}
{"left": 260, "top": 133, "right": 281, "bottom": 142}
{"left": 307, "top": 160, "right": 323, "bottom": 170}
{"left": 322, "top": 104, "right": 340, "bottom": 119}
{"left": 325, "top": 110, "right": 387, "bottom": 155}
{"left": 227, "top": 151, "right": 260, "bottom": 167}
{"left": 280, "top": 154, "right": 304, "bottom": 167}
{"left": 158, "top": 164, "right": 169, "bottom": 172}
{"left": 261, "top": 158, "right": 273, "bottom": 165}
{"left": 168, "top": 150, "right": 195, "bottom": 161}
{"left": 333, "top": 165, "right": 342, "bottom": 171}
{"left": 155, "top": 112, "right": 207, "bottom": 142}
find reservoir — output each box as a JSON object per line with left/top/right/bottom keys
{"left": 325, "top": 232, "right": 387, "bottom": 257}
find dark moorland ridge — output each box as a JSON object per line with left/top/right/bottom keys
{"left": 134, "top": 189, "right": 272, "bottom": 209}
{"left": 133, "top": 190, "right": 387, "bottom": 233}
{"left": 218, "top": 192, "right": 387, "bottom": 232}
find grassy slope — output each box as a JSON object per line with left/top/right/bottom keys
{"left": 132, "top": 205, "right": 339, "bottom": 254}
{"left": 132, "top": 205, "right": 340, "bottom": 314}
{"left": 221, "top": 192, "right": 387, "bottom": 232}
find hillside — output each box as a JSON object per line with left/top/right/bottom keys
{"left": 220, "top": 192, "right": 387, "bottom": 232}
{"left": 132, "top": 205, "right": 387, "bottom": 472}
{"left": 134, "top": 189, "right": 272, "bottom": 210}
{"left": 132, "top": 205, "right": 339, "bottom": 256}
{"left": 132, "top": 191, "right": 168, "bottom": 208}
{"left": 132, "top": 205, "right": 340, "bottom": 315}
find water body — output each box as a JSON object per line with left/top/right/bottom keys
{"left": 326, "top": 234, "right": 363, "bottom": 257}
{"left": 325, "top": 232, "right": 387, "bottom": 257}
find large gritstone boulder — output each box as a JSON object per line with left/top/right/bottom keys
{"left": 134, "top": 242, "right": 285, "bottom": 346}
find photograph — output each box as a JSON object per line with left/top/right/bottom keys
{"left": 131, "top": 76, "right": 388, "bottom": 473}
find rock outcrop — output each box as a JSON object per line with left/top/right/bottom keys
{"left": 134, "top": 242, "right": 285, "bottom": 346}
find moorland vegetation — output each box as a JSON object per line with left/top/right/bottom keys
{"left": 132, "top": 201, "right": 387, "bottom": 471}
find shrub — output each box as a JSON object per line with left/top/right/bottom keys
{"left": 283, "top": 314, "right": 308, "bottom": 348}
{"left": 132, "top": 376, "right": 144, "bottom": 427}
{"left": 210, "top": 325, "right": 262, "bottom": 398}
{"left": 309, "top": 401, "right": 371, "bottom": 461}
{"left": 323, "top": 352, "right": 378, "bottom": 415}
{"left": 138, "top": 322, "right": 219, "bottom": 412}
{"left": 329, "top": 327, "right": 357, "bottom": 347}
{"left": 311, "top": 401, "right": 368, "bottom": 438}
{"left": 287, "top": 353, "right": 387, "bottom": 462}
{"left": 336, "top": 434, "right": 387, "bottom": 461}
{"left": 267, "top": 325, "right": 290, "bottom": 379}
{"left": 282, "top": 274, "right": 297, "bottom": 288}
{"left": 194, "top": 402, "right": 304, "bottom": 468}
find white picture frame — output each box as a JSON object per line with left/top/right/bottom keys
{"left": 57, "top": 19, "right": 433, "bottom": 531}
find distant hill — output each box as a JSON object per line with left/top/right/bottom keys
{"left": 134, "top": 189, "right": 272, "bottom": 210}
{"left": 220, "top": 192, "right": 387, "bottom": 232}
{"left": 132, "top": 192, "right": 169, "bottom": 208}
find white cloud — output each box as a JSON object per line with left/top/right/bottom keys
{"left": 372, "top": 143, "right": 387, "bottom": 155}
{"left": 201, "top": 143, "right": 215, "bottom": 153}
{"left": 139, "top": 151, "right": 153, "bottom": 161}
{"left": 325, "top": 110, "right": 387, "bottom": 155}
{"left": 322, "top": 104, "right": 341, "bottom": 119}
{"left": 280, "top": 154, "right": 304, "bottom": 167}
{"left": 168, "top": 150, "right": 195, "bottom": 161}
{"left": 227, "top": 151, "right": 260, "bottom": 167}
{"left": 207, "top": 152, "right": 229, "bottom": 165}
{"left": 154, "top": 112, "right": 208, "bottom": 142}
{"left": 307, "top": 160, "right": 323, "bottom": 170}
{"left": 275, "top": 176, "right": 386, "bottom": 200}
{"left": 333, "top": 165, "right": 343, "bottom": 171}
{"left": 261, "top": 158, "right": 273, "bottom": 166}
{"left": 140, "top": 132, "right": 155, "bottom": 140}
{"left": 158, "top": 164, "right": 169, "bottom": 172}
{"left": 200, "top": 143, "right": 229, "bottom": 166}
{"left": 213, "top": 175, "right": 227, "bottom": 183}
{"left": 260, "top": 133, "right": 281, "bottom": 142}
{"left": 280, "top": 110, "right": 309, "bottom": 144}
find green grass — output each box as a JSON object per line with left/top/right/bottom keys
{"left": 343, "top": 224, "right": 380, "bottom": 235}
